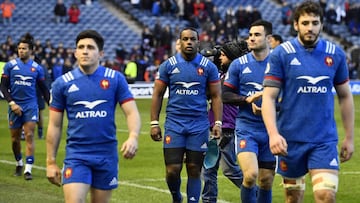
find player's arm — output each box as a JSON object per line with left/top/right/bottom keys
{"left": 46, "top": 109, "right": 64, "bottom": 186}
{"left": 222, "top": 85, "right": 248, "bottom": 106}
{"left": 37, "top": 79, "right": 50, "bottom": 105}
{"left": 209, "top": 81, "right": 223, "bottom": 138}
{"left": 0, "top": 75, "right": 12, "bottom": 102}
{"left": 120, "top": 100, "right": 141, "bottom": 159}
{"left": 150, "top": 80, "right": 167, "bottom": 141}
{"left": 1, "top": 75, "right": 23, "bottom": 115}
{"left": 262, "top": 86, "right": 287, "bottom": 156}
{"left": 151, "top": 80, "right": 167, "bottom": 121}
{"left": 334, "top": 81, "right": 354, "bottom": 162}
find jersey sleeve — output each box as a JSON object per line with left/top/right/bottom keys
{"left": 207, "top": 62, "right": 220, "bottom": 83}
{"left": 116, "top": 71, "right": 134, "bottom": 104}
{"left": 224, "top": 60, "right": 240, "bottom": 90}
{"left": 263, "top": 47, "right": 284, "bottom": 88}
{"left": 157, "top": 60, "right": 170, "bottom": 84}
{"left": 49, "top": 78, "right": 66, "bottom": 111}
{"left": 333, "top": 47, "right": 350, "bottom": 85}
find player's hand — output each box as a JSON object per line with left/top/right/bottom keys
{"left": 211, "top": 125, "right": 222, "bottom": 139}
{"left": 46, "top": 164, "right": 61, "bottom": 187}
{"left": 11, "top": 103, "right": 23, "bottom": 116}
{"left": 150, "top": 126, "right": 162, "bottom": 141}
{"left": 246, "top": 91, "right": 263, "bottom": 103}
{"left": 251, "top": 103, "right": 261, "bottom": 115}
{"left": 121, "top": 136, "right": 138, "bottom": 159}
{"left": 340, "top": 137, "right": 354, "bottom": 163}
{"left": 269, "top": 133, "right": 288, "bottom": 156}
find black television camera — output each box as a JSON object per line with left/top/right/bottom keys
{"left": 200, "top": 45, "right": 222, "bottom": 68}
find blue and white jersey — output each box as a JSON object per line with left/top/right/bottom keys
{"left": 157, "top": 53, "right": 219, "bottom": 119}
{"left": 264, "top": 38, "right": 349, "bottom": 143}
{"left": 50, "top": 66, "right": 134, "bottom": 157}
{"left": 224, "top": 52, "right": 268, "bottom": 129}
{"left": 3, "top": 58, "right": 45, "bottom": 107}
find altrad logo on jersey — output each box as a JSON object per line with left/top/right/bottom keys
{"left": 296, "top": 75, "right": 329, "bottom": 94}
{"left": 14, "top": 75, "right": 32, "bottom": 86}
{"left": 73, "top": 100, "right": 108, "bottom": 118}
{"left": 174, "top": 81, "right": 200, "bottom": 95}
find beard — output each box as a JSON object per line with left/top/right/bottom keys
{"left": 299, "top": 32, "right": 320, "bottom": 47}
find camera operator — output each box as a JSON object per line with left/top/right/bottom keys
{"left": 201, "top": 40, "right": 249, "bottom": 203}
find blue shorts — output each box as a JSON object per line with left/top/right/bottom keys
{"left": 62, "top": 156, "right": 118, "bottom": 190}
{"left": 235, "top": 128, "right": 275, "bottom": 163}
{"left": 164, "top": 116, "right": 209, "bottom": 152}
{"left": 277, "top": 141, "right": 339, "bottom": 178}
{"left": 8, "top": 106, "right": 38, "bottom": 128}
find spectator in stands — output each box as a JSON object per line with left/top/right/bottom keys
{"left": 325, "top": 3, "right": 337, "bottom": 24}
{"left": 208, "top": 5, "right": 221, "bottom": 26}
{"left": 347, "top": 3, "right": 360, "bottom": 35}
{"left": 0, "top": 0, "right": 16, "bottom": 25}
{"left": 175, "top": 0, "right": 184, "bottom": 19}
{"left": 192, "top": 0, "right": 206, "bottom": 27}
{"left": 144, "top": 60, "right": 158, "bottom": 82}
{"left": 142, "top": 26, "right": 154, "bottom": 47}
{"left": 349, "top": 45, "right": 360, "bottom": 79}
{"left": 244, "top": 5, "right": 255, "bottom": 29}
{"left": 235, "top": 6, "right": 247, "bottom": 29}
{"left": 152, "top": 19, "right": 163, "bottom": 48}
{"left": 281, "top": 0, "right": 293, "bottom": 25}
{"left": 53, "top": 0, "right": 67, "bottom": 23}
{"left": 115, "top": 43, "right": 128, "bottom": 67}
{"left": 269, "top": 34, "right": 283, "bottom": 49}
{"left": 335, "top": 3, "right": 346, "bottom": 24}
{"left": 347, "top": 56, "right": 358, "bottom": 80}
{"left": 5, "top": 35, "right": 16, "bottom": 56}
{"left": 0, "top": 43, "right": 10, "bottom": 61}
{"left": 160, "top": 24, "right": 173, "bottom": 53}
{"left": 319, "top": 0, "right": 327, "bottom": 16}
{"left": 68, "top": 3, "right": 80, "bottom": 24}
{"left": 224, "top": 7, "right": 235, "bottom": 27}
{"left": 131, "top": 0, "right": 140, "bottom": 9}
{"left": 252, "top": 7, "right": 262, "bottom": 22}
{"left": 124, "top": 55, "right": 137, "bottom": 84}
{"left": 183, "top": 0, "right": 194, "bottom": 21}
{"left": 151, "top": 0, "right": 161, "bottom": 16}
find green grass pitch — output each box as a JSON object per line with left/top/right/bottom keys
{"left": 0, "top": 96, "right": 359, "bottom": 202}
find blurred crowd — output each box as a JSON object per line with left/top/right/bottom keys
{"left": 1, "top": 0, "right": 359, "bottom": 84}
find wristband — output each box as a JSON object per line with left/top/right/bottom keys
{"left": 214, "top": 120, "right": 222, "bottom": 127}
{"left": 150, "top": 120, "right": 159, "bottom": 125}
{"left": 9, "top": 101, "right": 16, "bottom": 106}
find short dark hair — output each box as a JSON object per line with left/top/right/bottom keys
{"left": 272, "top": 34, "right": 283, "bottom": 43}
{"left": 293, "top": 1, "right": 323, "bottom": 23}
{"left": 250, "top": 20, "right": 273, "bottom": 36}
{"left": 179, "top": 27, "right": 199, "bottom": 40}
{"left": 18, "top": 33, "right": 34, "bottom": 50}
{"left": 76, "top": 30, "right": 104, "bottom": 51}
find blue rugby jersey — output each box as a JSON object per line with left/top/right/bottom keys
{"left": 3, "top": 58, "right": 45, "bottom": 106}
{"left": 157, "top": 53, "right": 219, "bottom": 119}
{"left": 50, "top": 66, "right": 134, "bottom": 157}
{"left": 264, "top": 38, "right": 349, "bottom": 142}
{"left": 224, "top": 52, "right": 268, "bottom": 129}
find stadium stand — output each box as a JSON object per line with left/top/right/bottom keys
{"left": 0, "top": 0, "right": 142, "bottom": 60}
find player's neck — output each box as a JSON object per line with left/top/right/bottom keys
{"left": 19, "top": 57, "right": 30, "bottom": 64}
{"left": 252, "top": 48, "right": 270, "bottom": 61}
{"left": 79, "top": 65, "right": 98, "bottom": 75}
{"left": 181, "top": 52, "right": 196, "bottom": 61}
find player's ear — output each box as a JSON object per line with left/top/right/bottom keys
{"left": 99, "top": 50, "right": 105, "bottom": 58}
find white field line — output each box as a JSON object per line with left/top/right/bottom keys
{"left": 0, "top": 159, "right": 230, "bottom": 203}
